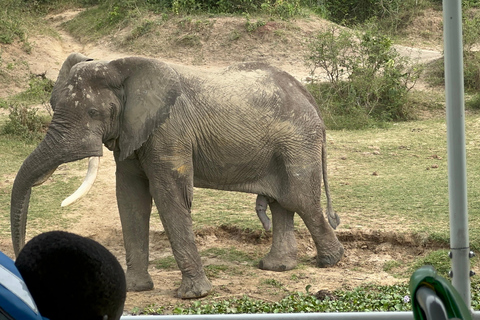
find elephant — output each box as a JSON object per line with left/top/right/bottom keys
{"left": 15, "top": 231, "right": 126, "bottom": 320}
{"left": 10, "top": 52, "right": 344, "bottom": 299}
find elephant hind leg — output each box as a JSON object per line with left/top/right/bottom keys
{"left": 295, "top": 207, "right": 343, "bottom": 268}
{"left": 259, "top": 200, "right": 297, "bottom": 271}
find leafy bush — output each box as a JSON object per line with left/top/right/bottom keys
{"left": 322, "top": 0, "right": 403, "bottom": 26}
{"left": 1, "top": 75, "right": 53, "bottom": 142}
{"left": 0, "top": 0, "right": 27, "bottom": 44}
{"left": 305, "top": 25, "right": 422, "bottom": 130}
{"left": 425, "top": 5, "right": 480, "bottom": 95}
{"left": 171, "top": 0, "right": 300, "bottom": 18}
{"left": 2, "top": 104, "right": 51, "bottom": 142}
{"left": 14, "top": 76, "right": 55, "bottom": 105}
{"left": 466, "top": 93, "right": 480, "bottom": 110}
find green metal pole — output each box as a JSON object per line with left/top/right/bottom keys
{"left": 443, "top": 0, "right": 471, "bottom": 308}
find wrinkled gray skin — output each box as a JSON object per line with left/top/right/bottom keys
{"left": 10, "top": 53, "right": 343, "bottom": 299}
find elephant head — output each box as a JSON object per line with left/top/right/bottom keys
{"left": 10, "top": 53, "right": 181, "bottom": 256}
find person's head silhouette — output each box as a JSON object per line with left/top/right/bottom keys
{"left": 15, "top": 231, "right": 126, "bottom": 320}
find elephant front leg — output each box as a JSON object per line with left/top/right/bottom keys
{"left": 150, "top": 165, "right": 212, "bottom": 299}
{"left": 115, "top": 155, "right": 154, "bottom": 292}
{"left": 259, "top": 201, "right": 297, "bottom": 271}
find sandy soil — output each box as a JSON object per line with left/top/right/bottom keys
{"left": 0, "top": 9, "right": 446, "bottom": 314}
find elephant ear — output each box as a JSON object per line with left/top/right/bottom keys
{"left": 110, "top": 58, "right": 182, "bottom": 161}
{"left": 50, "top": 53, "right": 93, "bottom": 110}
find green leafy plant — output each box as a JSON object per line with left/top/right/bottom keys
{"left": 1, "top": 104, "right": 50, "bottom": 142}
{"left": 305, "top": 25, "right": 422, "bottom": 129}
{"left": 164, "top": 284, "right": 412, "bottom": 315}
{"left": 261, "top": 0, "right": 301, "bottom": 20}
{"left": 14, "top": 76, "right": 54, "bottom": 106}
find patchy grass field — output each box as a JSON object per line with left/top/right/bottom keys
{"left": 2, "top": 110, "right": 480, "bottom": 313}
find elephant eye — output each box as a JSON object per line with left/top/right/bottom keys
{"left": 88, "top": 108, "right": 100, "bottom": 119}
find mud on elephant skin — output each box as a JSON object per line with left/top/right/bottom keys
{"left": 10, "top": 52, "right": 343, "bottom": 299}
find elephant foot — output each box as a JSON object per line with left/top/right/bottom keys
{"left": 316, "top": 241, "right": 344, "bottom": 268}
{"left": 259, "top": 252, "right": 297, "bottom": 271}
{"left": 126, "top": 270, "right": 154, "bottom": 292}
{"left": 176, "top": 273, "right": 212, "bottom": 299}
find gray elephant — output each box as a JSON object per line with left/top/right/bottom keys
{"left": 10, "top": 53, "right": 344, "bottom": 299}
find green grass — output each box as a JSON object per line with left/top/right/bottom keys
{"left": 190, "top": 189, "right": 262, "bottom": 230}
{"left": 0, "top": 134, "right": 83, "bottom": 237}
{"left": 323, "top": 116, "right": 480, "bottom": 250}
{"left": 201, "top": 247, "right": 260, "bottom": 265}
{"left": 153, "top": 256, "right": 177, "bottom": 270}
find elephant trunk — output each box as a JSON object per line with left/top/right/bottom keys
{"left": 10, "top": 139, "right": 63, "bottom": 257}
{"left": 10, "top": 131, "right": 102, "bottom": 257}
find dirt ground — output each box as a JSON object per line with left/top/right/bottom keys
{"left": 0, "top": 9, "right": 447, "bottom": 314}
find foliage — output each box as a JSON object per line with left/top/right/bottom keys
{"left": 0, "top": 74, "right": 53, "bottom": 142}
{"left": 1, "top": 104, "right": 50, "bottom": 142}
{"left": 13, "top": 76, "right": 55, "bottom": 106}
{"left": 0, "top": 0, "right": 28, "bottom": 45}
{"left": 305, "top": 25, "right": 422, "bottom": 130}
{"left": 322, "top": 0, "right": 404, "bottom": 26}
{"left": 170, "top": 0, "right": 301, "bottom": 19}
{"left": 143, "top": 284, "right": 412, "bottom": 315}
{"left": 426, "top": 48, "right": 480, "bottom": 96}
{"left": 425, "top": 4, "right": 480, "bottom": 95}
{"left": 466, "top": 93, "right": 480, "bottom": 110}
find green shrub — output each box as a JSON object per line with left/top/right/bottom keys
{"left": 323, "top": 0, "right": 403, "bottom": 26}
{"left": 466, "top": 93, "right": 480, "bottom": 109}
{"left": 171, "top": 0, "right": 300, "bottom": 18}
{"left": 2, "top": 104, "right": 51, "bottom": 142}
{"left": 172, "top": 0, "right": 263, "bottom": 14}
{"left": 14, "top": 76, "right": 55, "bottom": 105}
{"left": 0, "top": 0, "right": 27, "bottom": 44}
{"left": 463, "top": 52, "right": 480, "bottom": 92}
{"left": 424, "top": 5, "right": 480, "bottom": 95}
{"left": 305, "top": 25, "right": 422, "bottom": 130}
{"left": 261, "top": 0, "right": 301, "bottom": 20}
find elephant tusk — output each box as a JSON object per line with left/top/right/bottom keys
{"left": 61, "top": 157, "right": 100, "bottom": 207}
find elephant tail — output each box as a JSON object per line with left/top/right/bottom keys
{"left": 322, "top": 132, "right": 340, "bottom": 230}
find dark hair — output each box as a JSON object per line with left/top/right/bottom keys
{"left": 15, "top": 231, "right": 126, "bottom": 320}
